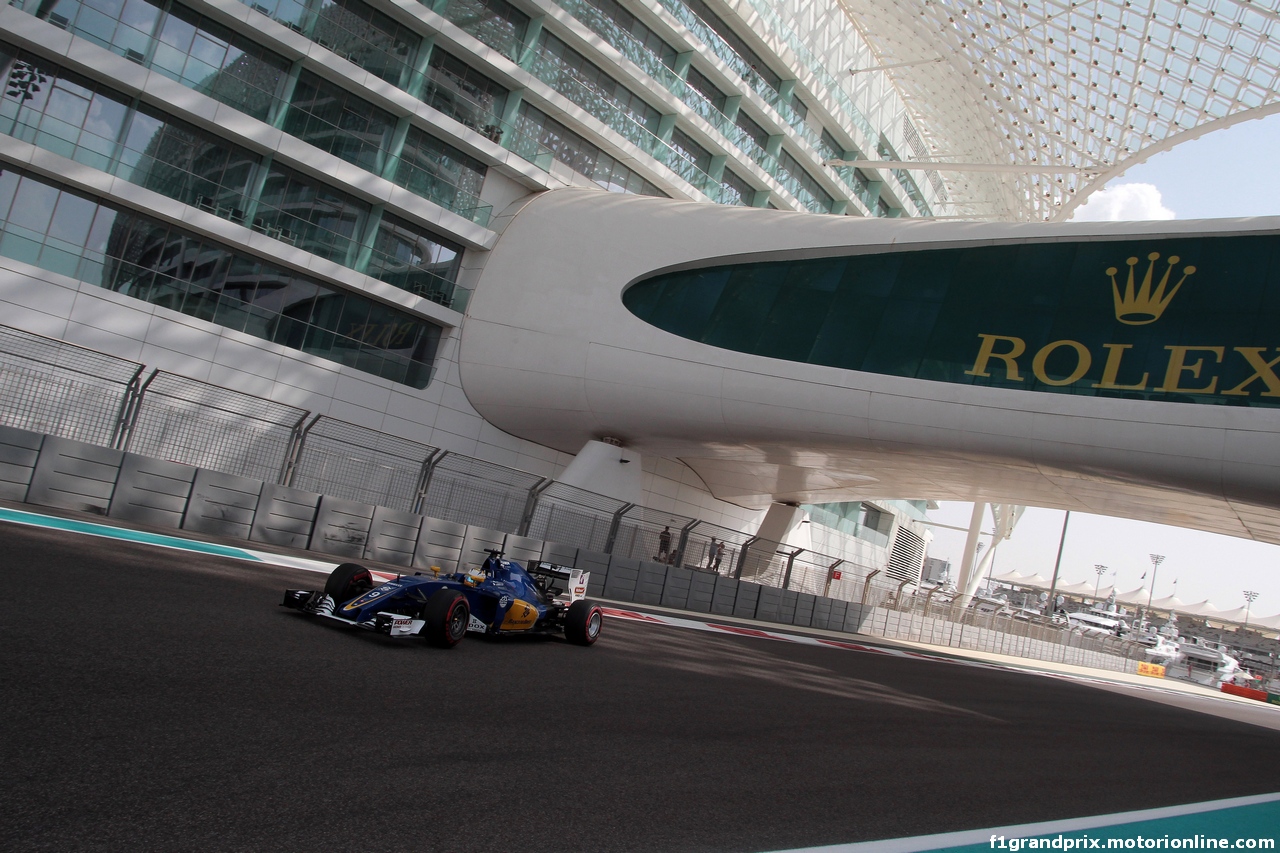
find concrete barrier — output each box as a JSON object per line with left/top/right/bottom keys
{"left": 733, "top": 581, "right": 761, "bottom": 620}
{"left": 109, "top": 453, "right": 196, "bottom": 528}
{"left": 660, "top": 565, "right": 693, "bottom": 610}
{"left": 26, "top": 436, "right": 122, "bottom": 514}
{"left": 249, "top": 483, "right": 321, "bottom": 549}
{"left": 0, "top": 425, "right": 41, "bottom": 501}
{"left": 634, "top": 561, "right": 668, "bottom": 605}
{"left": 364, "top": 506, "right": 424, "bottom": 567}
{"left": 576, "top": 548, "right": 610, "bottom": 597}
{"left": 413, "top": 516, "right": 465, "bottom": 573}
{"left": 686, "top": 570, "right": 717, "bottom": 613}
{"left": 183, "top": 469, "right": 262, "bottom": 539}
{"left": 603, "top": 556, "right": 640, "bottom": 602}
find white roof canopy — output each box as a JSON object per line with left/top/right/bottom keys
{"left": 839, "top": 0, "right": 1280, "bottom": 220}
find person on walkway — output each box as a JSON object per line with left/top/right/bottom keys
{"left": 707, "top": 537, "right": 722, "bottom": 571}
{"left": 658, "top": 525, "right": 671, "bottom": 560}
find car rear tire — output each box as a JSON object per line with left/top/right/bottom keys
{"left": 325, "top": 562, "right": 373, "bottom": 603}
{"left": 565, "top": 600, "right": 603, "bottom": 646}
{"left": 422, "top": 590, "right": 470, "bottom": 648}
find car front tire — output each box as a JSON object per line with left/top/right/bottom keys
{"left": 324, "top": 562, "right": 373, "bottom": 604}
{"left": 422, "top": 589, "right": 470, "bottom": 648}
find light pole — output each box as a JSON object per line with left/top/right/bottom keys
{"left": 1094, "top": 564, "right": 1108, "bottom": 600}
{"left": 1143, "top": 554, "right": 1165, "bottom": 627}
{"left": 1145, "top": 554, "right": 1165, "bottom": 611}
{"left": 1244, "top": 590, "right": 1259, "bottom": 629}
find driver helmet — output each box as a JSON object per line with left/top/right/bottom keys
{"left": 464, "top": 568, "right": 487, "bottom": 586}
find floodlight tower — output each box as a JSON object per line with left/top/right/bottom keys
{"left": 1145, "top": 554, "right": 1165, "bottom": 611}
{"left": 1244, "top": 590, "right": 1260, "bottom": 629}
{"left": 1094, "top": 564, "right": 1108, "bottom": 599}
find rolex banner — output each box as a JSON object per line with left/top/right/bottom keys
{"left": 624, "top": 234, "right": 1280, "bottom": 408}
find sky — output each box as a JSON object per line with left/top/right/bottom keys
{"left": 924, "top": 114, "right": 1280, "bottom": 620}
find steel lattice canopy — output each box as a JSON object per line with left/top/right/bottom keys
{"left": 836, "top": 0, "right": 1280, "bottom": 220}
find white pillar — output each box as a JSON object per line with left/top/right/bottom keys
{"left": 953, "top": 502, "right": 987, "bottom": 608}
{"left": 557, "top": 439, "right": 642, "bottom": 505}
{"left": 755, "top": 503, "right": 807, "bottom": 546}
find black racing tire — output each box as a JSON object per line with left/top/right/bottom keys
{"left": 422, "top": 589, "right": 470, "bottom": 648}
{"left": 565, "top": 600, "right": 603, "bottom": 646}
{"left": 324, "top": 562, "right": 373, "bottom": 603}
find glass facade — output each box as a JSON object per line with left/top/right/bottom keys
{"left": 0, "top": 167, "right": 441, "bottom": 387}
{"left": 436, "top": 0, "right": 529, "bottom": 62}
{"left": 580, "top": 0, "right": 677, "bottom": 69}
{"left": 366, "top": 212, "right": 464, "bottom": 307}
{"left": 720, "top": 167, "right": 754, "bottom": 207}
{"left": 0, "top": 43, "right": 260, "bottom": 222}
{"left": 12, "top": 0, "right": 498, "bottom": 223}
{"left": 422, "top": 47, "right": 509, "bottom": 134}
{"left": 624, "top": 236, "right": 1280, "bottom": 408}
{"left": 530, "top": 31, "right": 662, "bottom": 137}
{"left": 283, "top": 70, "right": 396, "bottom": 174}
{"left": 247, "top": 0, "right": 420, "bottom": 89}
{"left": 0, "top": 43, "right": 472, "bottom": 309}
{"left": 515, "top": 103, "right": 664, "bottom": 196}
{"left": 22, "top": 0, "right": 291, "bottom": 122}
{"left": 776, "top": 150, "right": 833, "bottom": 214}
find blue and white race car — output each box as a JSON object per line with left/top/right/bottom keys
{"left": 281, "top": 551, "right": 603, "bottom": 648}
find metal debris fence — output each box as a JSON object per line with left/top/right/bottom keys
{"left": 0, "top": 325, "right": 142, "bottom": 446}
{"left": 0, "top": 323, "right": 1144, "bottom": 669}
{"left": 122, "top": 372, "right": 307, "bottom": 484}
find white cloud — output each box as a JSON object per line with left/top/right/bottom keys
{"left": 1069, "top": 183, "right": 1176, "bottom": 222}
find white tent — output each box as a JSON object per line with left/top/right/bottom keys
{"left": 1114, "top": 586, "right": 1152, "bottom": 607}
{"left": 990, "top": 571, "right": 1055, "bottom": 590}
{"left": 1177, "top": 600, "right": 1224, "bottom": 618}
{"left": 1250, "top": 612, "right": 1280, "bottom": 631}
{"left": 1054, "top": 580, "right": 1102, "bottom": 597}
{"left": 1147, "top": 595, "right": 1187, "bottom": 612}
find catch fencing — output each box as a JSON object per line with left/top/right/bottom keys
{"left": 0, "top": 323, "right": 1145, "bottom": 671}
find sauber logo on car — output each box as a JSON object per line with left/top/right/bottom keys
{"left": 500, "top": 599, "right": 538, "bottom": 631}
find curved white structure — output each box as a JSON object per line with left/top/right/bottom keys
{"left": 463, "top": 188, "right": 1280, "bottom": 542}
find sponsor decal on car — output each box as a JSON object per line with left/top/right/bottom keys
{"left": 343, "top": 582, "right": 397, "bottom": 611}
{"left": 500, "top": 599, "right": 538, "bottom": 631}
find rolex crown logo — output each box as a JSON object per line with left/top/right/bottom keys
{"left": 1107, "top": 252, "right": 1195, "bottom": 325}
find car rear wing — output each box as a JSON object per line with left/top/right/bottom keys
{"left": 528, "top": 561, "right": 589, "bottom": 602}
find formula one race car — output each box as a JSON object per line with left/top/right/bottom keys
{"left": 280, "top": 551, "right": 603, "bottom": 648}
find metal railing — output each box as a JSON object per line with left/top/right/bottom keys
{"left": 0, "top": 326, "right": 143, "bottom": 447}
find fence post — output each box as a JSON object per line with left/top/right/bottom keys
{"left": 517, "top": 477, "right": 553, "bottom": 536}
{"left": 780, "top": 547, "right": 804, "bottom": 590}
{"left": 733, "top": 536, "right": 760, "bottom": 580}
{"left": 277, "top": 413, "right": 318, "bottom": 486}
{"left": 674, "top": 519, "right": 700, "bottom": 568}
{"left": 602, "top": 502, "right": 636, "bottom": 554}
{"left": 822, "top": 558, "right": 844, "bottom": 598}
{"left": 411, "top": 449, "right": 446, "bottom": 514}
{"left": 860, "top": 569, "right": 881, "bottom": 605}
{"left": 109, "top": 365, "right": 146, "bottom": 450}
{"left": 118, "top": 369, "right": 160, "bottom": 453}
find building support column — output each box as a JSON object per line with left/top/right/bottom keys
{"left": 556, "top": 438, "right": 642, "bottom": 505}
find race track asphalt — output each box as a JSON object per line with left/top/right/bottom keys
{"left": 4, "top": 521, "right": 1280, "bottom": 853}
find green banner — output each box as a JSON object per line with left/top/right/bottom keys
{"left": 624, "top": 235, "right": 1280, "bottom": 408}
